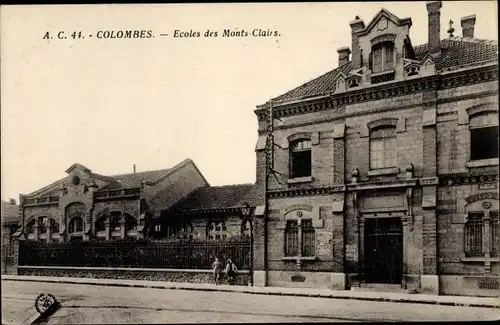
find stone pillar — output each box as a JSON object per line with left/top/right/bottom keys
{"left": 358, "top": 216, "right": 365, "bottom": 280}
{"left": 12, "top": 238, "right": 22, "bottom": 275}
{"left": 104, "top": 215, "right": 110, "bottom": 241}
{"left": 252, "top": 213, "right": 266, "bottom": 287}
{"left": 120, "top": 212, "right": 126, "bottom": 239}
{"left": 34, "top": 219, "right": 39, "bottom": 241}
{"left": 421, "top": 90, "right": 439, "bottom": 295}
{"left": 46, "top": 217, "right": 51, "bottom": 243}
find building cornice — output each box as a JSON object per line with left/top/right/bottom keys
{"left": 255, "top": 65, "right": 498, "bottom": 122}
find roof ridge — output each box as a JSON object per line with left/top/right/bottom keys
{"left": 207, "top": 183, "right": 255, "bottom": 188}
{"left": 108, "top": 167, "right": 171, "bottom": 178}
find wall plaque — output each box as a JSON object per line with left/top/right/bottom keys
{"left": 478, "top": 279, "right": 499, "bottom": 290}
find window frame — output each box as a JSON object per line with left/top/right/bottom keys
{"left": 369, "top": 125, "right": 397, "bottom": 170}
{"left": 207, "top": 220, "right": 228, "bottom": 240}
{"left": 468, "top": 111, "right": 499, "bottom": 162}
{"left": 289, "top": 138, "right": 312, "bottom": 179}
{"left": 284, "top": 218, "right": 316, "bottom": 258}
{"left": 370, "top": 41, "right": 395, "bottom": 74}
{"left": 68, "top": 216, "right": 84, "bottom": 234}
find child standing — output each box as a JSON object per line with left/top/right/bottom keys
{"left": 212, "top": 257, "right": 223, "bottom": 285}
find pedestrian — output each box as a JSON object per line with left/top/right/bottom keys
{"left": 225, "top": 258, "right": 238, "bottom": 285}
{"left": 212, "top": 257, "right": 223, "bottom": 285}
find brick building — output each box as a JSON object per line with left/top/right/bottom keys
{"left": 252, "top": 2, "right": 498, "bottom": 297}
{"left": 14, "top": 159, "right": 211, "bottom": 242}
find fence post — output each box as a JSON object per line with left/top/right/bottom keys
{"left": 11, "top": 237, "right": 22, "bottom": 275}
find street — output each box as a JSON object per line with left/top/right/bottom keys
{"left": 2, "top": 280, "right": 499, "bottom": 324}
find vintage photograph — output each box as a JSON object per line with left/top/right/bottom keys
{"left": 1, "top": 1, "right": 499, "bottom": 323}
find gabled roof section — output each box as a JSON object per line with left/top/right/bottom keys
{"left": 171, "top": 184, "right": 260, "bottom": 213}
{"left": 1, "top": 200, "right": 19, "bottom": 225}
{"left": 357, "top": 8, "right": 412, "bottom": 36}
{"left": 268, "top": 62, "right": 352, "bottom": 103}
{"left": 260, "top": 36, "right": 497, "bottom": 106}
{"left": 103, "top": 158, "right": 208, "bottom": 190}
{"left": 65, "top": 163, "right": 92, "bottom": 174}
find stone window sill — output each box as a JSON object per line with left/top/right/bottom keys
{"left": 287, "top": 176, "right": 314, "bottom": 184}
{"left": 282, "top": 256, "right": 317, "bottom": 262}
{"left": 367, "top": 167, "right": 400, "bottom": 177}
{"left": 461, "top": 256, "right": 500, "bottom": 263}
{"left": 466, "top": 158, "right": 499, "bottom": 168}
{"left": 371, "top": 69, "right": 395, "bottom": 77}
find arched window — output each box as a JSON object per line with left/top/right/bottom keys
{"left": 370, "top": 125, "right": 397, "bottom": 169}
{"left": 289, "top": 139, "right": 312, "bottom": 178}
{"left": 26, "top": 219, "right": 36, "bottom": 234}
{"left": 69, "top": 216, "right": 84, "bottom": 233}
{"left": 110, "top": 212, "right": 122, "bottom": 231}
{"left": 49, "top": 218, "right": 59, "bottom": 233}
{"left": 469, "top": 112, "right": 498, "bottom": 161}
{"left": 207, "top": 220, "right": 227, "bottom": 240}
{"left": 125, "top": 215, "right": 138, "bottom": 232}
{"left": 38, "top": 217, "right": 47, "bottom": 234}
{"left": 95, "top": 216, "right": 106, "bottom": 232}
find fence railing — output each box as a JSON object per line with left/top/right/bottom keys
{"left": 19, "top": 237, "right": 251, "bottom": 270}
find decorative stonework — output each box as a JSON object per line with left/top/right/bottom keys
{"left": 255, "top": 65, "right": 498, "bottom": 121}
{"left": 465, "top": 192, "right": 499, "bottom": 204}
{"left": 439, "top": 172, "right": 499, "bottom": 186}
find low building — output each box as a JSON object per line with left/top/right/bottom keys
{"left": 14, "top": 159, "right": 210, "bottom": 242}
{"left": 252, "top": 2, "right": 498, "bottom": 297}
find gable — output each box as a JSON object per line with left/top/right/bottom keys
{"left": 357, "top": 8, "right": 412, "bottom": 37}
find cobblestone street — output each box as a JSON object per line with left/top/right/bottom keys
{"left": 2, "top": 280, "right": 499, "bottom": 324}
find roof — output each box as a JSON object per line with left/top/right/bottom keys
{"left": 267, "top": 37, "right": 498, "bottom": 104}
{"left": 172, "top": 184, "right": 262, "bottom": 213}
{"left": 104, "top": 168, "right": 172, "bottom": 189}
{"left": 1, "top": 200, "right": 19, "bottom": 225}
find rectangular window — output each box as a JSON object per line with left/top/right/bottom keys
{"left": 301, "top": 220, "right": 315, "bottom": 257}
{"left": 470, "top": 126, "right": 499, "bottom": 160}
{"left": 491, "top": 212, "right": 499, "bottom": 256}
{"left": 465, "top": 213, "right": 483, "bottom": 256}
{"left": 38, "top": 218, "right": 47, "bottom": 234}
{"left": 372, "top": 46, "right": 383, "bottom": 73}
{"left": 285, "top": 220, "right": 299, "bottom": 257}
{"left": 370, "top": 127, "right": 396, "bottom": 169}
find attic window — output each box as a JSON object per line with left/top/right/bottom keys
{"left": 348, "top": 78, "right": 360, "bottom": 88}
{"left": 407, "top": 66, "right": 420, "bottom": 77}
{"left": 370, "top": 41, "right": 395, "bottom": 73}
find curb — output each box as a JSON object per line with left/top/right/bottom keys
{"left": 3, "top": 277, "right": 499, "bottom": 309}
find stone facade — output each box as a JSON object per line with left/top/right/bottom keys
{"left": 15, "top": 159, "right": 210, "bottom": 243}
{"left": 252, "top": 2, "right": 499, "bottom": 297}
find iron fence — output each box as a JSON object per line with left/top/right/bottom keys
{"left": 19, "top": 237, "right": 251, "bottom": 270}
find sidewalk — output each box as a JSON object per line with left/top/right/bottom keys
{"left": 3, "top": 274, "right": 499, "bottom": 309}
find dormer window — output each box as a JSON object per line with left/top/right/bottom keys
{"left": 370, "top": 41, "right": 395, "bottom": 73}
{"left": 348, "top": 78, "right": 360, "bottom": 88}
{"left": 406, "top": 66, "right": 420, "bottom": 77}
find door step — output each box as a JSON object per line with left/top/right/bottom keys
{"left": 351, "top": 283, "right": 416, "bottom": 294}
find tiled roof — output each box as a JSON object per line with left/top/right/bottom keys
{"left": 414, "top": 37, "right": 498, "bottom": 71}
{"left": 268, "top": 37, "right": 498, "bottom": 104}
{"left": 172, "top": 184, "right": 261, "bottom": 212}
{"left": 1, "top": 200, "right": 19, "bottom": 225}
{"left": 271, "top": 62, "right": 352, "bottom": 102}
{"left": 104, "top": 169, "right": 171, "bottom": 189}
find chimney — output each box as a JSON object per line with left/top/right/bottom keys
{"left": 9, "top": 198, "right": 16, "bottom": 205}
{"left": 426, "top": 1, "right": 442, "bottom": 55}
{"left": 133, "top": 164, "right": 136, "bottom": 173}
{"left": 461, "top": 14, "right": 476, "bottom": 38}
{"left": 337, "top": 47, "right": 351, "bottom": 67}
{"left": 349, "top": 16, "right": 365, "bottom": 70}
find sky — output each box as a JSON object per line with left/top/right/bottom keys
{"left": 1, "top": 1, "right": 498, "bottom": 202}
